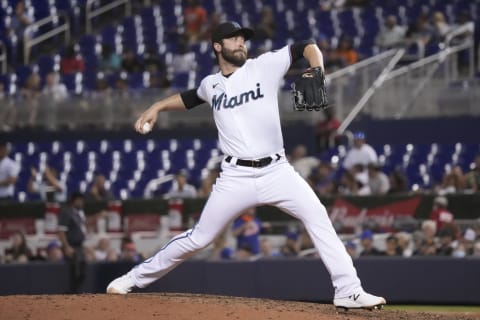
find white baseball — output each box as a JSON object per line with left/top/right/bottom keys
{"left": 142, "top": 122, "right": 152, "bottom": 134}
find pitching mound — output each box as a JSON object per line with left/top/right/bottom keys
{"left": 1, "top": 293, "right": 478, "bottom": 320}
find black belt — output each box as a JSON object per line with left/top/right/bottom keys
{"left": 225, "top": 154, "right": 281, "bottom": 168}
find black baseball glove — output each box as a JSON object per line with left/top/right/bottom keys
{"left": 291, "top": 67, "right": 329, "bottom": 111}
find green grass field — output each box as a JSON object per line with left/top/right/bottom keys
{"left": 385, "top": 305, "right": 480, "bottom": 313}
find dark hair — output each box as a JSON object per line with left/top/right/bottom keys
{"left": 69, "top": 191, "right": 84, "bottom": 203}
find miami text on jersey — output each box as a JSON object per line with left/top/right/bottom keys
{"left": 211, "top": 83, "right": 264, "bottom": 110}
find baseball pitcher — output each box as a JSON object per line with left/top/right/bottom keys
{"left": 107, "top": 21, "right": 386, "bottom": 311}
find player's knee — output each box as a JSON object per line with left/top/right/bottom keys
{"left": 189, "top": 232, "right": 214, "bottom": 250}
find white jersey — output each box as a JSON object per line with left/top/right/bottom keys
{"left": 197, "top": 45, "right": 292, "bottom": 159}
{"left": 0, "top": 156, "right": 20, "bottom": 197}
{"left": 343, "top": 144, "right": 378, "bottom": 170}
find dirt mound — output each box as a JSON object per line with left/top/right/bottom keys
{"left": 0, "top": 293, "right": 478, "bottom": 320}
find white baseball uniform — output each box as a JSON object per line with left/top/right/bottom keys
{"left": 129, "top": 45, "right": 362, "bottom": 298}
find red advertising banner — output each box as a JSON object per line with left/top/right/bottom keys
{"left": 329, "top": 196, "right": 422, "bottom": 233}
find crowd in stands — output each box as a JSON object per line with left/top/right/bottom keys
{"left": 0, "top": 0, "right": 475, "bottom": 103}
{"left": 2, "top": 132, "right": 480, "bottom": 267}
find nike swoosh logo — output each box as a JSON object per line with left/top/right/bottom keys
{"left": 213, "top": 83, "right": 219, "bottom": 89}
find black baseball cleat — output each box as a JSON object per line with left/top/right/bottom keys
{"left": 333, "top": 291, "right": 386, "bottom": 312}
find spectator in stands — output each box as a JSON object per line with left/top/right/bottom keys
{"left": 431, "top": 11, "right": 451, "bottom": 43}
{"left": 420, "top": 219, "right": 437, "bottom": 248}
{"left": 315, "top": 107, "right": 341, "bottom": 154}
{"left": 330, "top": 36, "right": 359, "bottom": 67}
{"left": 343, "top": 131, "right": 378, "bottom": 173}
{"left": 289, "top": 144, "right": 320, "bottom": 179}
{"left": 436, "top": 165, "right": 465, "bottom": 195}
{"left": 94, "top": 237, "right": 118, "bottom": 262}
{"left": 395, "top": 232, "right": 413, "bottom": 257}
{"left": 232, "top": 207, "right": 265, "bottom": 256}
{"left": 343, "top": 170, "right": 371, "bottom": 196}
{"left": 415, "top": 238, "right": 437, "bottom": 256}
{"left": 368, "top": 162, "right": 390, "bottom": 195}
{"left": 465, "top": 154, "right": 480, "bottom": 192}
{"left": 359, "top": 230, "right": 384, "bottom": 256}
{"left": 279, "top": 232, "right": 300, "bottom": 257}
{"left": 345, "top": 240, "right": 358, "bottom": 258}
{"left": 183, "top": 0, "right": 207, "bottom": 44}
{"left": 455, "top": 228, "right": 476, "bottom": 257}
{"left": 143, "top": 47, "right": 170, "bottom": 89}
{"left": 4, "top": 230, "right": 33, "bottom": 263}
{"left": 165, "top": 169, "right": 197, "bottom": 199}
{"left": 87, "top": 172, "right": 114, "bottom": 202}
{"left": 0, "top": 82, "right": 17, "bottom": 131}
{"left": 6, "top": 0, "right": 33, "bottom": 65}
{"left": 0, "top": 141, "right": 19, "bottom": 201}
{"left": 436, "top": 226, "right": 456, "bottom": 256}
{"left": 119, "top": 236, "right": 143, "bottom": 263}
{"left": 171, "top": 37, "right": 197, "bottom": 74}
{"left": 60, "top": 44, "right": 85, "bottom": 75}
{"left": 20, "top": 73, "right": 41, "bottom": 125}
{"left": 42, "top": 72, "right": 68, "bottom": 103}
{"left": 404, "top": 12, "right": 433, "bottom": 58}
{"left": 21, "top": 73, "right": 40, "bottom": 95}
{"left": 472, "top": 241, "right": 480, "bottom": 257}
{"left": 45, "top": 240, "right": 64, "bottom": 263}
{"left": 235, "top": 243, "right": 255, "bottom": 261}
{"left": 27, "top": 165, "right": 67, "bottom": 203}
{"left": 308, "top": 162, "right": 337, "bottom": 196}
{"left": 258, "top": 238, "right": 279, "bottom": 259}
{"left": 121, "top": 48, "right": 144, "bottom": 74}
{"left": 429, "top": 196, "right": 454, "bottom": 231}
{"left": 375, "top": 15, "right": 407, "bottom": 50}
{"left": 387, "top": 169, "right": 409, "bottom": 194}
{"left": 58, "top": 192, "right": 88, "bottom": 293}
{"left": 99, "top": 44, "right": 122, "bottom": 74}
{"left": 254, "top": 6, "right": 276, "bottom": 40}
{"left": 384, "top": 235, "right": 403, "bottom": 256}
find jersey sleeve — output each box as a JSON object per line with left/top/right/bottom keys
{"left": 254, "top": 45, "right": 292, "bottom": 80}
{"left": 8, "top": 161, "right": 20, "bottom": 177}
{"left": 196, "top": 77, "right": 209, "bottom": 102}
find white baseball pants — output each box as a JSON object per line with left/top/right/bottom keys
{"left": 130, "top": 155, "right": 362, "bottom": 298}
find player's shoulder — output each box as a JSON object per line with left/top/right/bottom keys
{"left": 251, "top": 45, "right": 290, "bottom": 61}
{"left": 199, "top": 73, "right": 222, "bottom": 88}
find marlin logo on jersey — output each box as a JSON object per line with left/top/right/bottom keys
{"left": 211, "top": 83, "right": 264, "bottom": 110}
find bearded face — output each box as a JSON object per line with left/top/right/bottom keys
{"left": 220, "top": 43, "right": 247, "bottom": 67}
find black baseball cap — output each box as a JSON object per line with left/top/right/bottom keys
{"left": 211, "top": 21, "right": 254, "bottom": 44}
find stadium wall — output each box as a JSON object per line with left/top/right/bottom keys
{"left": 1, "top": 258, "right": 479, "bottom": 304}
{"left": 1, "top": 194, "right": 479, "bottom": 220}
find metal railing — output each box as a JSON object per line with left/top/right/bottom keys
{"left": 326, "top": 49, "right": 398, "bottom": 82}
{"left": 337, "top": 49, "right": 406, "bottom": 134}
{"left": 0, "top": 40, "right": 6, "bottom": 74}
{"left": 335, "top": 22, "right": 477, "bottom": 127}
{"left": 379, "top": 41, "right": 476, "bottom": 119}
{"left": 86, "top": 0, "right": 132, "bottom": 33}
{"left": 23, "top": 14, "right": 70, "bottom": 65}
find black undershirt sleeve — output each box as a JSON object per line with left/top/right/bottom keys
{"left": 290, "top": 39, "right": 316, "bottom": 64}
{"left": 180, "top": 89, "right": 205, "bottom": 110}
